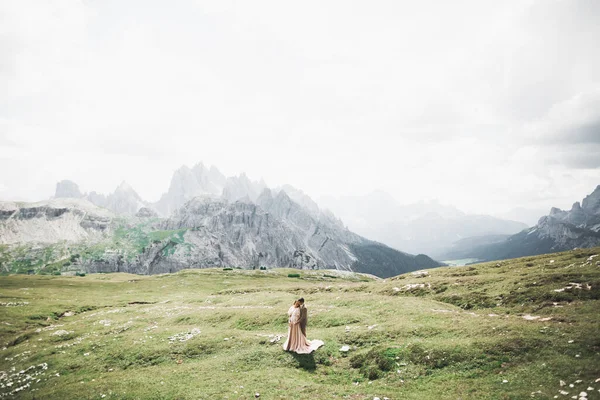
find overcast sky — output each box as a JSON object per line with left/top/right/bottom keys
{"left": 1, "top": 0, "right": 599, "bottom": 215}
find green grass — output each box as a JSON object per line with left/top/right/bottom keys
{"left": 0, "top": 249, "right": 599, "bottom": 399}
{"left": 0, "top": 223, "right": 191, "bottom": 274}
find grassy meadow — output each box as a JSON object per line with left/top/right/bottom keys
{"left": 1, "top": 248, "right": 599, "bottom": 399}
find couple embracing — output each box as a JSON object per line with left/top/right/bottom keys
{"left": 283, "top": 297, "right": 324, "bottom": 354}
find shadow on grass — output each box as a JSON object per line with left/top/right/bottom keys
{"left": 290, "top": 352, "right": 316, "bottom": 371}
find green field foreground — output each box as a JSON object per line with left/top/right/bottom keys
{"left": 1, "top": 248, "right": 599, "bottom": 399}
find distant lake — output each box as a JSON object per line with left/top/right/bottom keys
{"left": 442, "top": 258, "right": 480, "bottom": 267}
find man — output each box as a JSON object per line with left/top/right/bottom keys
{"left": 298, "top": 298, "right": 308, "bottom": 336}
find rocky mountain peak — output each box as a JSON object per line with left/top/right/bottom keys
{"left": 156, "top": 163, "right": 226, "bottom": 216}
{"left": 53, "top": 179, "right": 148, "bottom": 216}
{"left": 274, "top": 189, "right": 292, "bottom": 203}
{"left": 278, "top": 185, "right": 320, "bottom": 216}
{"left": 542, "top": 186, "right": 600, "bottom": 228}
{"left": 548, "top": 207, "right": 567, "bottom": 219}
{"left": 222, "top": 173, "right": 266, "bottom": 203}
{"left": 170, "top": 166, "right": 193, "bottom": 190}
{"left": 256, "top": 188, "right": 274, "bottom": 208}
{"left": 582, "top": 185, "right": 600, "bottom": 215}
{"left": 104, "top": 182, "right": 145, "bottom": 215}
{"left": 173, "top": 164, "right": 192, "bottom": 176}
{"left": 268, "top": 190, "right": 298, "bottom": 216}
{"left": 55, "top": 180, "right": 82, "bottom": 198}
{"left": 191, "top": 162, "right": 206, "bottom": 173}
{"left": 208, "top": 166, "right": 227, "bottom": 186}
{"left": 257, "top": 188, "right": 273, "bottom": 201}
{"left": 115, "top": 181, "right": 140, "bottom": 198}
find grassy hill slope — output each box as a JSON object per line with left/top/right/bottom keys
{"left": 1, "top": 248, "right": 599, "bottom": 399}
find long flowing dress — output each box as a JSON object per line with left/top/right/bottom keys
{"left": 282, "top": 306, "right": 324, "bottom": 354}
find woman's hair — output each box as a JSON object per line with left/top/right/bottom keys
{"left": 293, "top": 300, "right": 301, "bottom": 307}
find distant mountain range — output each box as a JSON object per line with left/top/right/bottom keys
{"left": 0, "top": 163, "right": 441, "bottom": 278}
{"left": 8, "top": 162, "right": 592, "bottom": 271}
{"left": 443, "top": 185, "right": 600, "bottom": 261}
{"left": 54, "top": 162, "right": 270, "bottom": 218}
{"left": 319, "top": 191, "right": 528, "bottom": 259}
{"left": 49, "top": 165, "right": 537, "bottom": 264}
{"left": 54, "top": 166, "right": 532, "bottom": 262}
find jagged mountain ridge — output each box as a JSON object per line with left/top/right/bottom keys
{"left": 0, "top": 193, "right": 441, "bottom": 278}
{"left": 55, "top": 163, "right": 271, "bottom": 218}
{"left": 453, "top": 185, "right": 600, "bottom": 261}
{"left": 159, "top": 194, "right": 361, "bottom": 272}
{"left": 55, "top": 180, "right": 149, "bottom": 216}
{"left": 154, "top": 163, "right": 227, "bottom": 216}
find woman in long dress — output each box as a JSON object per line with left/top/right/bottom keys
{"left": 283, "top": 300, "right": 324, "bottom": 354}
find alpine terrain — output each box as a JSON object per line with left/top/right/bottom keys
{"left": 445, "top": 185, "right": 600, "bottom": 261}
{"left": 0, "top": 164, "right": 441, "bottom": 278}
